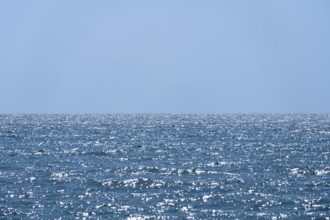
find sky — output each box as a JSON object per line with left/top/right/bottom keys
{"left": 1, "top": 1, "right": 330, "bottom": 114}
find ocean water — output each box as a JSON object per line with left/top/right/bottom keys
{"left": 0, "top": 114, "right": 329, "bottom": 219}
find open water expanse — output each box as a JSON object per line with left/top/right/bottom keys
{"left": 0, "top": 114, "right": 329, "bottom": 219}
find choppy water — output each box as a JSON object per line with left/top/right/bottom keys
{"left": 0, "top": 114, "right": 329, "bottom": 219}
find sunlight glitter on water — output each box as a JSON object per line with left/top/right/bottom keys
{"left": 0, "top": 114, "right": 329, "bottom": 219}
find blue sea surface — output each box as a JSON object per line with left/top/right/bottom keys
{"left": 0, "top": 114, "right": 329, "bottom": 219}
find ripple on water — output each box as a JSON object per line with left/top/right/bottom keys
{"left": 0, "top": 114, "right": 330, "bottom": 219}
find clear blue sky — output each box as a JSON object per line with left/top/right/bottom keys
{"left": 1, "top": 1, "right": 329, "bottom": 113}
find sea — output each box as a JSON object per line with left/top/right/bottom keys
{"left": 0, "top": 114, "right": 329, "bottom": 219}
